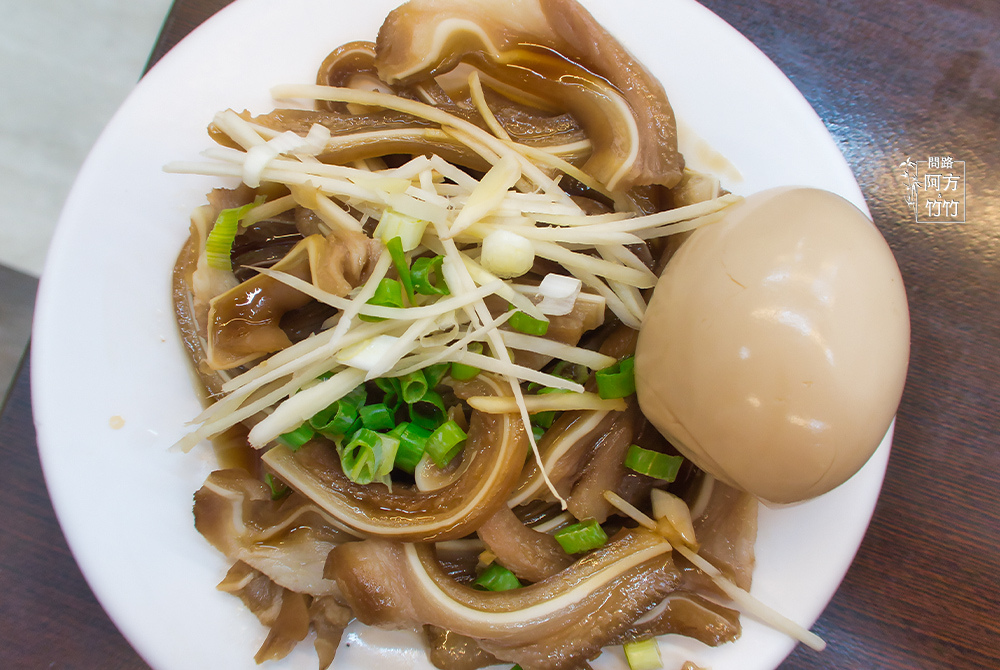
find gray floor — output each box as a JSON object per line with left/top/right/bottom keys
{"left": 0, "top": 0, "right": 173, "bottom": 400}
{"left": 0, "top": 266, "right": 36, "bottom": 403}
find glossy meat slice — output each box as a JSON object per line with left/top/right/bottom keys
{"left": 374, "top": 0, "right": 684, "bottom": 190}
{"left": 193, "top": 469, "right": 353, "bottom": 597}
{"left": 206, "top": 230, "right": 377, "bottom": 369}
{"left": 325, "top": 528, "right": 678, "bottom": 670}
{"left": 476, "top": 505, "right": 573, "bottom": 582}
{"left": 262, "top": 374, "right": 530, "bottom": 542}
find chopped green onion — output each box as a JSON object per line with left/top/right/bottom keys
{"left": 450, "top": 342, "right": 483, "bottom": 381}
{"left": 531, "top": 423, "right": 546, "bottom": 442}
{"left": 623, "top": 638, "right": 663, "bottom": 670}
{"left": 375, "top": 377, "right": 403, "bottom": 412}
{"left": 408, "top": 389, "right": 447, "bottom": 430}
{"left": 205, "top": 199, "right": 262, "bottom": 271}
{"left": 338, "top": 428, "right": 399, "bottom": 485}
{"left": 388, "top": 422, "right": 431, "bottom": 473}
{"left": 425, "top": 419, "right": 467, "bottom": 467}
{"left": 360, "top": 277, "right": 405, "bottom": 322}
{"left": 554, "top": 518, "right": 608, "bottom": 554}
{"left": 422, "top": 363, "right": 450, "bottom": 388}
{"left": 536, "top": 386, "right": 572, "bottom": 396}
{"left": 398, "top": 369, "right": 429, "bottom": 404}
{"left": 359, "top": 402, "right": 395, "bottom": 432}
{"left": 277, "top": 423, "right": 315, "bottom": 450}
{"left": 310, "top": 384, "right": 367, "bottom": 437}
{"left": 264, "top": 473, "right": 290, "bottom": 500}
{"left": 508, "top": 308, "right": 549, "bottom": 336}
{"left": 386, "top": 236, "right": 414, "bottom": 303}
{"left": 532, "top": 410, "right": 557, "bottom": 430}
{"left": 411, "top": 255, "right": 450, "bottom": 295}
{"left": 624, "top": 444, "right": 684, "bottom": 482}
{"left": 596, "top": 355, "right": 636, "bottom": 399}
{"left": 473, "top": 563, "right": 521, "bottom": 591}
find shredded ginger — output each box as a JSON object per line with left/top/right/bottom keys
{"left": 167, "top": 84, "right": 737, "bottom": 504}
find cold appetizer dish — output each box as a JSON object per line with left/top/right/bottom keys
{"left": 168, "top": 1, "right": 910, "bottom": 668}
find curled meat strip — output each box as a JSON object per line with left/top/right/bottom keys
{"left": 326, "top": 528, "right": 678, "bottom": 670}
{"left": 218, "top": 561, "right": 311, "bottom": 664}
{"left": 612, "top": 591, "right": 740, "bottom": 647}
{"left": 218, "top": 561, "right": 352, "bottom": 669}
{"left": 207, "top": 230, "right": 377, "bottom": 370}
{"left": 680, "top": 477, "right": 758, "bottom": 593}
{"left": 607, "top": 479, "right": 756, "bottom": 648}
{"left": 509, "top": 408, "right": 616, "bottom": 506}
{"left": 193, "top": 469, "right": 354, "bottom": 597}
{"left": 262, "top": 374, "right": 530, "bottom": 542}
{"left": 476, "top": 505, "right": 572, "bottom": 582}
{"left": 425, "top": 626, "right": 500, "bottom": 670}
{"left": 374, "top": 0, "right": 684, "bottom": 190}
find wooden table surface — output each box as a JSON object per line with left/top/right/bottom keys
{"left": 2, "top": 0, "right": 997, "bottom": 668}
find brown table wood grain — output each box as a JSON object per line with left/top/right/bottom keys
{"left": 3, "top": 0, "right": 997, "bottom": 668}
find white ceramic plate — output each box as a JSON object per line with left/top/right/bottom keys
{"left": 32, "top": 1, "right": 888, "bottom": 669}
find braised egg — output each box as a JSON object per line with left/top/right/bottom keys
{"left": 636, "top": 187, "right": 909, "bottom": 504}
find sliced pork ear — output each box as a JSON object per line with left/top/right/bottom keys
{"left": 316, "top": 41, "right": 389, "bottom": 114}
{"left": 310, "top": 596, "right": 355, "bottom": 670}
{"left": 174, "top": 230, "right": 229, "bottom": 399}
{"left": 193, "top": 469, "right": 353, "bottom": 597}
{"left": 569, "top": 401, "right": 683, "bottom": 522}
{"left": 510, "top": 409, "right": 618, "bottom": 506}
{"left": 610, "top": 591, "right": 741, "bottom": 648}
{"left": 566, "top": 403, "right": 638, "bottom": 522}
{"left": 476, "top": 505, "right": 572, "bottom": 583}
{"left": 325, "top": 528, "right": 679, "bottom": 670}
{"left": 217, "top": 561, "right": 311, "bottom": 664}
{"left": 688, "top": 480, "right": 758, "bottom": 592}
{"left": 374, "top": 0, "right": 684, "bottom": 190}
{"left": 425, "top": 626, "right": 500, "bottom": 670}
{"left": 263, "top": 374, "right": 530, "bottom": 542}
{"left": 206, "top": 231, "right": 376, "bottom": 370}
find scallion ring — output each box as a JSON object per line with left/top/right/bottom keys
{"left": 338, "top": 428, "right": 399, "bottom": 485}
{"left": 276, "top": 423, "right": 315, "bottom": 450}
{"left": 411, "top": 255, "right": 449, "bottom": 295}
{"left": 554, "top": 518, "right": 608, "bottom": 554}
{"left": 624, "top": 444, "right": 684, "bottom": 482}
{"left": 472, "top": 563, "right": 522, "bottom": 591}
{"left": 388, "top": 422, "right": 431, "bottom": 473}
{"left": 425, "top": 419, "right": 467, "bottom": 467}
{"left": 596, "top": 355, "right": 636, "bottom": 399}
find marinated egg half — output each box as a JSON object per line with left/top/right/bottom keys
{"left": 636, "top": 187, "right": 909, "bottom": 504}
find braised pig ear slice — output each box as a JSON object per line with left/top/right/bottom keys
{"left": 316, "top": 41, "right": 388, "bottom": 114}
{"left": 476, "top": 505, "right": 572, "bottom": 583}
{"left": 193, "top": 469, "right": 354, "bottom": 597}
{"left": 374, "top": 0, "right": 684, "bottom": 190}
{"left": 325, "top": 528, "right": 679, "bottom": 670}
{"left": 262, "top": 374, "right": 530, "bottom": 542}
{"left": 611, "top": 591, "right": 741, "bottom": 647}
{"left": 425, "top": 625, "right": 501, "bottom": 670}
{"left": 206, "top": 230, "right": 375, "bottom": 370}
{"left": 218, "top": 561, "right": 351, "bottom": 669}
